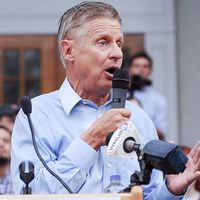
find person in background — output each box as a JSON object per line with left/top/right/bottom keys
{"left": 128, "top": 51, "right": 167, "bottom": 140}
{"left": 0, "top": 104, "right": 19, "bottom": 132}
{"left": 0, "top": 125, "right": 14, "bottom": 194}
{"left": 11, "top": 1, "right": 200, "bottom": 199}
{"left": 0, "top": 104, "right": 19, "bottom": 194}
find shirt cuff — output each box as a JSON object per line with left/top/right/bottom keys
{"left": 159, "top": 180, "right": 185, "bottom": 199}
{"left": 65, "top": 137, "right": 98, "bottom": 174}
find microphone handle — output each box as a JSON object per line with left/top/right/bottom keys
{"left": 106, "top": 132, "right": 113, "bottom": 146}
{"left": 26, "top": 114, "right": 74, "bottom": 194}
{"left": 106, "top": 88, "right": 128, "bottom": 145}
{"left": 112, "top": 88, "right": 127, "bottom": 108}
{"left": 23, "top": 187, "right": 32, "bottom": 195}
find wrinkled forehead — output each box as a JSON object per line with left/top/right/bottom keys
{"left": 81, "top": 17, "right": 123, "bottom": 37}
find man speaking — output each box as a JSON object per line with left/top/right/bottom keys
{"left": 11, "top": 1, "right": 200, "bottom": 199}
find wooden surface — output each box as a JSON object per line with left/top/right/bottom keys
{"left": 131, "top": 186, "right": 143, "bottom": 200}
{"left": 0, "top": 186, "right": 143, "bottom": 200}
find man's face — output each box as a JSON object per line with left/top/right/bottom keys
{"left": 0, "top": 128, "right": 11, "bottom": 160}
{"left": 67, "top": 18, "right": 123, "bottom": 96}
{"left": 0, "top": 116, "right": 14, "bottom": 131}
{"left": 129, "top": 57, "right": 151, "bottom": 79}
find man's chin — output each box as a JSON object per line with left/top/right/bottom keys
{"left": 0, "top": 157, "right": 10, "bottom": 167}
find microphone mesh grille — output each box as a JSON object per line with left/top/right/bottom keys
{"left": 112, "top": 68, "right": 130, "bottom": 89}
{"left": 21, "top": 96, "right": 32, "bottom": 114}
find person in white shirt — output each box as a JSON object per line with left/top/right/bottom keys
{"left": 128, "top": 51, "right": 167, "bottom": 140}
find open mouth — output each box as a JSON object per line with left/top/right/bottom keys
{"left": 105, "top": 67, "right": 116, "bottom": 75}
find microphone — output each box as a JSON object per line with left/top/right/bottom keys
{"left": 107, "top": 121, "right": 141, "bottom": 158}
{"left": 21, "top": 96, "right": 32, "bottom": 115}
{"left": 20, "top": 96, "right": 74, "bottom": 194}
{"left": 108, "top": 126, "right": 188, "bottom": 174}
{"left": 112, "top": 68, "right": 130, "bottom": 108}
{"left": 19, "top": 161, "right": 34, "bottom": 194}
{"left": 121, "top": 137, "right": 188, "bottom": 174}
{"left": 120, "top": 139, "right": 188, "bottom": 192}
{"left": 106, "top": 68, "right": 130, "bottom": 145}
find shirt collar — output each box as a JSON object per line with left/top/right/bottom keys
{"left": 59, "top": 78, "right": 81, "bottom": 116}
{"left": 59, "top": 78, "right": 113, "bottom": 115}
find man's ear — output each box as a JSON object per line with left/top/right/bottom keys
{"left": 60, "top": 39, "right": 75, "bottom": 62}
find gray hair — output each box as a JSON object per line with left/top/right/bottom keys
{"left": 57, "top": 1, "right": 122, "bottom": 68}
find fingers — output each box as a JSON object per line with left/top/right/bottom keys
{"left": 189, "top": 171, "right": 200, "bottom": 184}
{"left": 107, "top": 109, "right": 131, "bottom": 128}
{"left": 111, "top": 108, "right": 131, "bottom": 118}
{"left": 193, "top": 146, "right": 200, "bottom": 164}
{"left": 195, "top": 157, "right": 200, "bottom": 171}
{"left": 188, "top": 141, "right": 200, "bottom": 159}
{"left": 81, "top": 108, "right": 132, "bottom": 150}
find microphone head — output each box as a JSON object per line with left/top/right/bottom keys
{"left": 19, "top": 161, "right": 34, "bottom": 184}
{"left": 112, "top": 68, "right": 130, "bottom": 89}
{"left": 107, "top": 121, "right": 141, "bottom": 158}
{"left": 21, "top": 96, "right": 32, "bottom": 115}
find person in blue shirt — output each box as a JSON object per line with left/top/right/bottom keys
{"left": 11, "top": 1, "right": 200, "bottom": 199}
{"left": 0, "top": 125, "right": 14, "bottom": 194}
{"left": 128, "top": 51, "right": 167, "bottom": 140}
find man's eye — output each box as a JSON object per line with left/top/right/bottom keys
{"left": 117, "top": 42, "right": 122, "bottom": 48}
{"left": 98, "top": 40, "right": 107, "bottom": 46}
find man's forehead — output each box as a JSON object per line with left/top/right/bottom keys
{"left": 85, "top": 17, "right": 123, "bottom": 34}
{"left": 0, "top": 129, "right": 11, "bottom": 137}
{"left": 132, "top": 58, "right": 150, "bottom": 65}
{"left": 0, "top": 126, "right": 11, "bottom": 136}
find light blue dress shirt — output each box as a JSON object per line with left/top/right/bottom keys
{"left": 11, "top": 79, "right": 182, "bottom": 199}
{"left": 134, "top": 86, "right": 167, "bottom": 135}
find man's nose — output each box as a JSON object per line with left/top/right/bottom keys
{"left": 109, "top": 43, "right": 123, "bottom": 61}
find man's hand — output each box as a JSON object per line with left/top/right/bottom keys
{"left": 80, "top": 108, "right": 131, "bottom": 150}
{"left": 166, "top": 141, "right": 200, "bottom": 195}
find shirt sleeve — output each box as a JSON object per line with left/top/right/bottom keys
{"left": 11, "top": 110, "right": 98, "bottom": 194}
